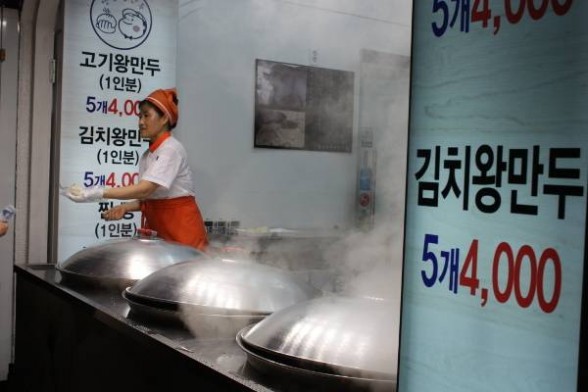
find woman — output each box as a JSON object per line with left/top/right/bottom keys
{"left": 65, "top": 88, "right": 208, "bottom": 251}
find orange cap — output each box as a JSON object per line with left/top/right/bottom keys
{"left": 144, "top": 88, "right": 178, "bottom": 127}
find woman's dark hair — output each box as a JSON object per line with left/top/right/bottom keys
{"left": 138, "top": 97, "right": 179, "bottom": 130}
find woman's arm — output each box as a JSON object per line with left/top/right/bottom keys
{"left": 101, "top": 200, "right": 141, "bottom": 221}
{"left": 64, "top": 179, "right": 159, "bottom": 203}
{"left": 103, "top": 180, "right": 159, "bottom": 200}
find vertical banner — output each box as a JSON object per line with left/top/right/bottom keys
{"left": 58, "top": 0, "right": 177, "bottom": 262}
{"left": 399, "top": 1, "right": 586, "bottom": 391}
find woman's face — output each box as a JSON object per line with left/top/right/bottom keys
{"left": 138, "top": 103, "right": 169, "bottom": 140}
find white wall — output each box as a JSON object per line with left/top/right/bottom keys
{"left": 0, "top": 7, "right": 19, "bottom": 381}
{"left": 0, "top": 0, "right": 60, "bottom": 380}
{"left": 176, "top": 0, "right": 411, "bottom": 229}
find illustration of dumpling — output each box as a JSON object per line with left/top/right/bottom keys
{"left": 95, "top": 11, "right": 117, "bottom": 34}
{"left": 118, "top": 8, "right": 147, "bottom": 40}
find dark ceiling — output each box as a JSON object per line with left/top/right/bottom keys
{"left": 0, "top": 0, "right": 22, "bottom": 10}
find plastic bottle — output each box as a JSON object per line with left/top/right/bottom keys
{"left": 1, "top": 205, "right": 16, "bottom": 221}
{"left": 359, "top": 151, "right": 372, "bottom": 192}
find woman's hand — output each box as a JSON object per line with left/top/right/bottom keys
{"left": 64, "top": 184, "right": 104, "bottom": 202}
{"left": 101, "top": 205, "right": 129, "bottom": 221}
{"left": 0, "top": 221, "right": 8, "bottom": 237}
{"left": 101, "top": 200, "right": 141, "bottom": 221}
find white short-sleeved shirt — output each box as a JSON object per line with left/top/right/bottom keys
{"left": 139, "top": 135, "right": 195, "bottom": 199}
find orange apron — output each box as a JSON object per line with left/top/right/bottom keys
{"left": 141, "top": 196, "right": 208, "bottom": 251}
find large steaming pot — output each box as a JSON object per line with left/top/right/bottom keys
{"left": 123, "top": 258, "right": 320, "bottom": 337}
{"left": 57, "top": 237, "right": 207, "bottom": 289}
{"left": 236, "top": 296, "right": 397, "bottom": 391}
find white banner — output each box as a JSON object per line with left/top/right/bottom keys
{"left": 400, "top": 1, "right": 587, "bottom": 391}
{"left": 58, "top": 0, "right": 177, "bottom": 261}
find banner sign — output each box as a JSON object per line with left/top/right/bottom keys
{"left": 399, "top": 1, "right": 587, "bottom": 391}
{"left": 58, "top": 0, "right": 177, "bottom": 261}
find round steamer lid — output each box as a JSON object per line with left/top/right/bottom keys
{"left": 57, "top": 237, "right": 207, "bottom": 286}
{"left": 238, "top": 295, "right": 397, "bottom": 380}
{"left": 125, "top": 258, "right": 320, "bottom": 315}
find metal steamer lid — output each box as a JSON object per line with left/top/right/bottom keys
{"left": 124, "top": 258, "right": 320, "bottom": 315}
{"left": 57, "top": 235, "right": 207, "bottom": 288}
{"left": 237, "top": 296, "right": 398, "bottom": 382}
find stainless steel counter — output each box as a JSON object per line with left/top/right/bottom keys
{"left": 13, "top": 258, "right": 390, "bottom": 392}
{"left": 12, "top": 264, "right": 309, "bottom": 392}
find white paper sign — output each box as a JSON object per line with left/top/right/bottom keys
{"left": 58, "top": 0, "right": 177, "bottom": 261}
